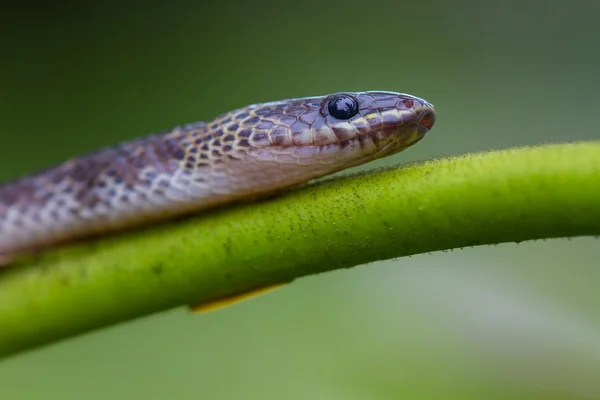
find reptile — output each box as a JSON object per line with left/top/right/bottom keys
{"left": 0, "top": 91, "right": 436, "bottom": 268}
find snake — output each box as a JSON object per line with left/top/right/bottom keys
{"left": 0, "top": 91, "right": 435, "bottom": 265}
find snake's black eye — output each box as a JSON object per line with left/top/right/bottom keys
{"left": 327, "top": 95, "right": 359, "bottom": 119}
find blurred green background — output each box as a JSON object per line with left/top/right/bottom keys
{"left": 1, "top": 1, "right": 599, "bottom": 399}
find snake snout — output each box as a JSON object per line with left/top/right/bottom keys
{"left": 417, "top": 108, "right": 436, "bottom": 130}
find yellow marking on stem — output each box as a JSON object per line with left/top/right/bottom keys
{"left": 189, "top": 283, "right": 287, "bottom": 313}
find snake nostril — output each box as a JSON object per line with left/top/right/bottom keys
{"left": 401, "top": 99, "right": 414, "bottom": 108}
{"left": 417, "top": 110, "right": 436, "bottom": 130}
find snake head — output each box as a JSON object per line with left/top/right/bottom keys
{"left": 221, "top": 91, "right": 435, "bottom": 165}
{"left": 172, "top": 91, "right": 436, "bottom": 200}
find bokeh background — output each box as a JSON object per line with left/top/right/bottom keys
{"left": 1, "top": 1, "right": 599, "bottom": 399}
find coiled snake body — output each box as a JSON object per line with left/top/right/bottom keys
{"left": 0, "top": 91, "right": 435, "bottom": 263}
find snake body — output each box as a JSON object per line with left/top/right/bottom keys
{"left": 0, "top": 91, "right": 435, "bottom": 262}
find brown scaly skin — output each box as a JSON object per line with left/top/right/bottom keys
{"left": 0, "top": 91, "right": 436, "bottom": 262}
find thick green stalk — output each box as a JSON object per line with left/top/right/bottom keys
{"left": 1, "top": 141, "right": 599, "bottom": 358}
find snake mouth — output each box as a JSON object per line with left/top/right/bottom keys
{"left": 364, "top": 122, "right": 428, "bottom": 160}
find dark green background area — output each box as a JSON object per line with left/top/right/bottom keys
{"left": 1, "top": 1, "right": 599, "bottom": 399}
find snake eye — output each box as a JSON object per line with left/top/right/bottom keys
{"left": 327, "top": 95, "right": 359, "bottom": 120}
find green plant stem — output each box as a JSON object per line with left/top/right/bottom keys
{"left": 1, "top": 141, "right": 599, "bottom": 358}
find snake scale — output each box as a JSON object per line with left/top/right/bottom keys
{"left": 0, "top": 91, "right": 436, "bottom": 264}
